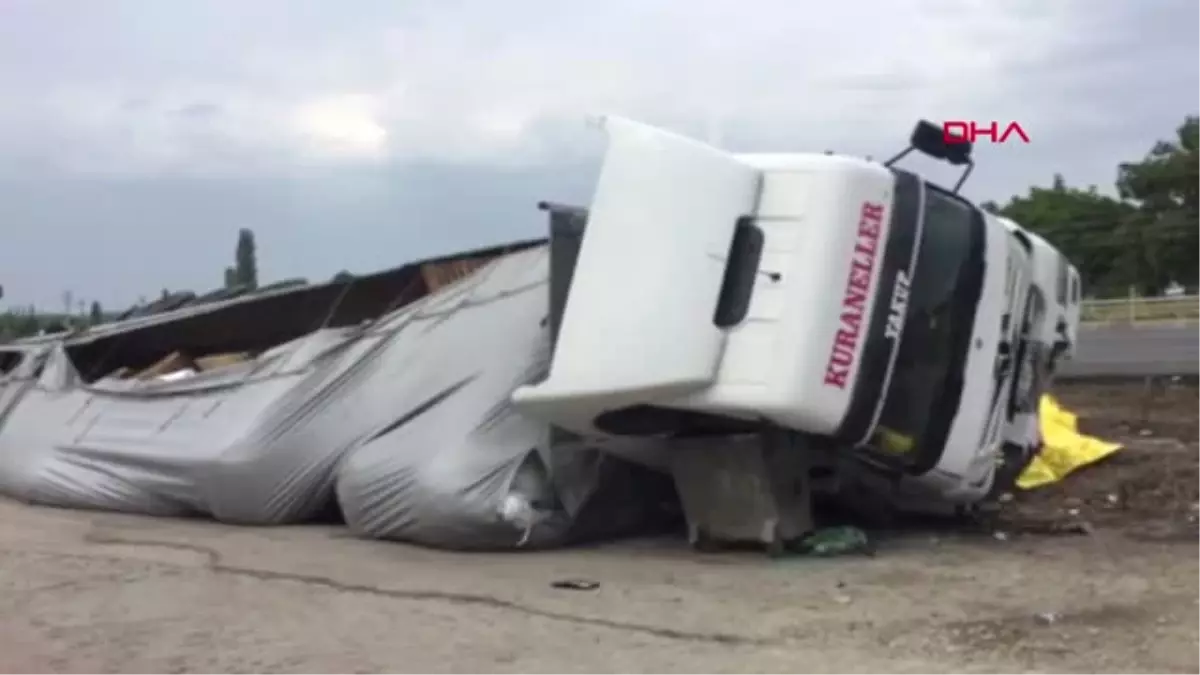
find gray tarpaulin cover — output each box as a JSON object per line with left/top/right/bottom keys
{"left": 0, "top": 248, "right": 668, "bottom": 549}
{"left": 0, "top": 326, "right": 380, "bottom": 523}
{"left": 334, "top": 247, "right": 669, "bottom": 549}
{"left": 0, "top": 343, "right": 51, "bottom": 431}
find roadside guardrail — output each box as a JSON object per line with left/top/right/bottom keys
{"left": 1080, "top": 295, "right": 1198, "bottom": 324}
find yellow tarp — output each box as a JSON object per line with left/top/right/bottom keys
{"left": 1016, "top": 394, "right": 1124, "bottom": 490}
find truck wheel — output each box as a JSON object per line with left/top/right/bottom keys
{"left": 691, "top": 527, "right": 720, "bottom": 553}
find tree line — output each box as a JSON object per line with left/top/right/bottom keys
{"left": 0, "top": 228, "right": 263, "bottom": 341}
{"left": 981, "top": 115, "right": 1197, "bottom": 296}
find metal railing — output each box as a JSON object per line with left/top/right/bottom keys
{"left": 1080, "top": 295, "right": 1199, "bottom": 324}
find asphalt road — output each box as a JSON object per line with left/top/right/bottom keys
{"left": 1062, "top": 322, "right": 1199, "bottom": 377}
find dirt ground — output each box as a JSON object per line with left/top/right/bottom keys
{"left": 999, "top": 379, "right": 1199, "bottom": 540}
{"left": 0, "top": 381, "right": 1196, "bottom": 674}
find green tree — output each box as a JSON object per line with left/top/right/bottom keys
{"left": 16, "top": 308, "right": 41, "bottom": 338}
{"left": 89, "top": 301, "right": 104, "bottom": 325}
{"left": 993, "top": 174, "right": 1133, "bottom": 294}
{"left": 989, "top": 114, "right": 1198, "bottom": 296}
{"left": 235, "top": 228, "right": 258, "bottom": 290}
{"left": 1115, "top": 116, "right": 1198, "bottom": 292}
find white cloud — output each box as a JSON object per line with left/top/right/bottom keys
{"left": 0, "top": 0, "right": 1128, "bottom": 174}
{"left": 291, "top": 94, "right": 389, "bottom": 161}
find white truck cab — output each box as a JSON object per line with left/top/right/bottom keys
{"left": 514, "top": 116, "right": 1054, "bottom": 536}
{"left": 996, "top": 219, "right": 1082, "bottom": 463}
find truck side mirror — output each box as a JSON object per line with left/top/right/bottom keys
{"left": 910, "top": 120, "right": 972, "bottom": 166}
{"left": 883, "top": 120, "right": 974, "bottom": 192}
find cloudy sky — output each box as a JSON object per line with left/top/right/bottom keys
{"left": 0, "top": 0, "right": 1195, "bottom": 311}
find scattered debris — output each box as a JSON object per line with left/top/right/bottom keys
{"left": 1034, "top": 611, "right": 1060, "bottom": 626}
{"left": 550, "top": 579, "right": 600, "bottom": 591}
{"left": 136, "top": 350, "right": 195, "bottom": 380}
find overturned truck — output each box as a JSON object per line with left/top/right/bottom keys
{"left": 0, "top": 116, "right": 1081, "bottom": 553}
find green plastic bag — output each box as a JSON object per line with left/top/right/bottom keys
{"left": 794, "top": 526, "right": 873, "bottom": 557}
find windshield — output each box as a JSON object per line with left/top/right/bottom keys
{"left": 868, "top": 183, "right": 985, "bottom": 469}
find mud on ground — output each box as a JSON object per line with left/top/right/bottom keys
{"left": 997, "top": 379, "right": 1199, "bottom": 542}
